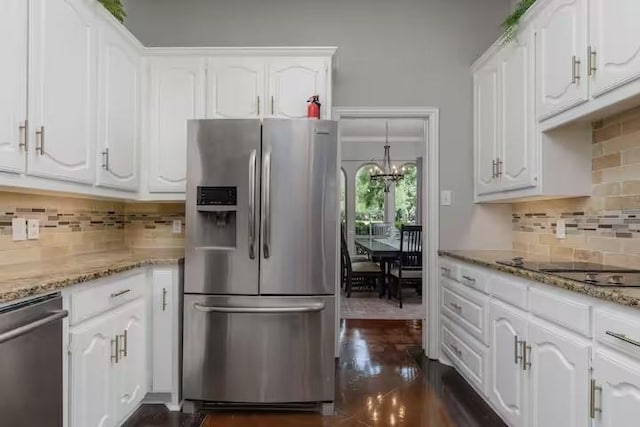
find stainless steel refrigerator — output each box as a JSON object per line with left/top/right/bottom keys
{"left": 182, "top": 119, "right": 337, "bottom": 410}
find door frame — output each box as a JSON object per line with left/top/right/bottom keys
{"left": 332, "top": 106, "right": 440, "bottom": 359}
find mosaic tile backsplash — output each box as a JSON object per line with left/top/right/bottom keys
{"left": 0, "top": 192, "right": 185, "bottom": 266}
{"left": 513, "top": 105, "right": 640, "bottom": 268}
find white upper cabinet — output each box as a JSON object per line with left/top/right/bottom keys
{"left": 267, "top": 57, "right": 329, "bottom": 119}
{"left": 207, "top": 58, "right": 265, "bottom": 119}
{"left": 0, "top": 0, "right": 28, "bottom": 174}
{"left": 589, "top": 0, "right": 640, "bottom": 98}
{"left": 28, "top": 0, "right": 97, "bottom": 183}
{"left": 593, "top": 349, "right": 640, "bottom": 427}
{"left": 498, "top": 29, "right": 536, "bottom": 193}
{"left": 474, "top": 58, "right": 500, "bottom": 197}
{"left": 96, "top": 23, "right": 141, "bottom": 192}
{"left": 147, "top": 58, "right": 206, "bottom": 193}
{"left": 527, "top": 319, "right": 590, "bottom": 427}
{"left": 534, "top": 0, "right": 588, "bottom": 120}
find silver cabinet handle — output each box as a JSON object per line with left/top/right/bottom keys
{"left": 492, "top": 160, "right": 497, "bottom": 179}
{"left": 450, "top": 343, "right": 463, "bottom": 358}
{"left": 590, "top": 378, "right": 602, "bottom": 418}
{"left": 514, "top": 336, "right": 524, "bottom": 365}
{"left": 248, "top": 149, "right": 257, "bottom": 260}
{"left": 111, "top": 337, "right": 119, "bottom": 364}
{"left": 523, "top": 342, "right": 532, "bottom": 370}
{"left": 162, "top": 287, "right": 168, "bottom": 311}
{"left": 572, "top": 55, "right": 581, "bottom": 84}
{"left": 497, "top": 158, "right": 503, "bottom": 177}
{"left": 193, "top": 302, "right": 325, "bottom": 314}
{"left": 462, "top": 275, "right": 476, "bottom": 284}
{"left": 605, "top": 330, "right": 640, "bottom": 347}
{"left": 0, "top": 310, "right": 68, "bottom": 344}
{"left": 261, "top": 149, "right": 272, "bottom": 259}
{"left": 35, "top": 126, "right": 45, "bottom": 154}
{"left": 449, "top": 302, "right": 462, "bottom": 312}
{"left": 119, "top": 329, "right": 128, "bottom": 358}
{"left": 101, "top": 148, "right": 109, "bottom": 170}
{"left": 19, "top": 120, "right": 28, "bottom": 151}
{"left": 110, "top": 289, "right": 131, "bottom": 298}
{"left": 257, "top": 96, "right": 260, "bottom": 115}
{"left": 271, "top": 96, "right": 274, "bottom": 115}
{"left": 588, "top": 46, "right": 597, "bottom": 76}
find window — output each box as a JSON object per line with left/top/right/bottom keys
{"left": 355, "top": 164, "right": 385, "bottom": 235}
{"left": 395, "top": 163, "right": 417, "bottom": 227}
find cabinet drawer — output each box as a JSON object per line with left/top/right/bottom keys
{"left": 442, "top": 280, "right": 489, "bottom": 345}
{"left": 439, "top": 258, "right": 460, "bottom": 282}
{"left": 488, "top": 273, "right": 528, "bottom": 310}
{"left": 459, "top": 264, "right": 488, "bottom": 293}
{"left": 595, "top": 307, "right": 640, "bottom": 359}
{"left": 441, "top": 316, "right": 488, "bottom": 394}
{"left": 530, "top": 286, "right": 592, "bottom": 337}
{"left": 70, "top": 271, "right": 147, "bottom": 324}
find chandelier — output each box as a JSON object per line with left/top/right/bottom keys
{"left": 369, "top": 121, "right": 404, "bottom": 192}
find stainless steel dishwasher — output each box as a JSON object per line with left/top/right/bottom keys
{"left": 0, "top": 293, "right": 68, "bottom": 426}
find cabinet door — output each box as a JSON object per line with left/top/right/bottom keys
{"left": 0, "top": 0, "right": 28, "bottom": 173}
{"left": 528, "top": 319, "right": 590, "bottom": 427}
{"left": 489, "top": 301, "right": 527, "bottom": 427}
{"left": 593, "top": 349, "right": 640, "bottom": 427}
{"left": 148, "top": 58, "right": 205, "bottom": 193}
{"left": 114, "top": 298, "right": 148, "bottom": 422}
{"left": 207, "top": 58, "right": 265, "bottom": 118}
{"left": 70, "top": 312, "right": 118, "bottom": 427}
{"left": 589, "top": 0, "right": 640, "bottom": 98}
{"left": 535, "top": 0, "right": 589, "bottom": 120}
{"left": 29, "top": 0, "right": 97, "bottom": 183}
{"left": 97, "top": 24, "right": 140, "bottom": 191}
{"left": 474, "top": 59, "right": 500, "bottom": 196}
{"left": 151, "top": 269, "right": 174, "bottom": 392}
{"left": 267, "top": 57, "right": 328, "bottom": 119}
{"left": 498, "top": 29, "right": 537, "bottom": 193}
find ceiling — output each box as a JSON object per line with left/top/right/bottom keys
{"left": 340, "top": 118, "right": 425, "bottom": 144}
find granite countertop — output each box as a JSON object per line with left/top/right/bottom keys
{"left": 439, "top": 250, "right": 640, "bottom": 308}
{"left": 0, "top": 248, "right": 184, "bottom": 304}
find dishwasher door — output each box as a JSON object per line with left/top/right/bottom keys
{"left": 0, "top": 294, "right": 67, "bottom": 427}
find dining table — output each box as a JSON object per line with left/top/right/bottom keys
{"left": 354, "top": 236, "right": 401, "bottom": 297}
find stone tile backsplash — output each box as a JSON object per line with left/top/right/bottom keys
{"left": 0, "top": 192, "right": 185, "bottom": 266}
{"left": 513, "top": 106, "right": 640, "bottom": 268}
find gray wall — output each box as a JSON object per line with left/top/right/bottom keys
{"left": 123, "top": 0, "right": 513, "bottom": 250}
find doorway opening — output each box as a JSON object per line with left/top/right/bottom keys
{"left": 333, "top": 107, "right": 440, "bottom": 358}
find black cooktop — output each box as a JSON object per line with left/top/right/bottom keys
{"left": 497, "top": 257, "right": 640, "bottom": 287}
{"left": 497, "top": 258, "right": 639, "bottom": 273}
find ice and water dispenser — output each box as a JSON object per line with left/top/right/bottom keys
{"left": 195, "top": 186, "right": 237, "bottom": 249}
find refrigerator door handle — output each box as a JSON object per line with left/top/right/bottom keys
{"left": 248, "top": 149, "right": 257, "bottom": 259}
{"left": 261, "top": 149, "right": 272, "bottom": 259}
{"left": 192, "top": 302, "right": 325, "bottom": 314}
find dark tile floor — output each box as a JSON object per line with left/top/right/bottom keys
{"left": 124, "top": 319, "right": 505, "bottom": 427}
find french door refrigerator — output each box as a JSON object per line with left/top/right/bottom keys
{"left": 183, "top": 119, "right": 338, "bottom": 409}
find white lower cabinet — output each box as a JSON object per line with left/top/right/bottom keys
{"left": 527, "top": 319, "right": 590, "bottom": 427}
{"left": 592, "top": 349, "right": 640, "bottom": 427}
{"left": 114, "top": 299, "right": 148, "bottom": 421}
{"left": 151, "top": 268, "right": 176, "bottom": 393}
{"left": 69, "top": 307, "right": 119, "bottom": 427}
{"left": 441, "top": 256, "right": 640, "bottom": 427}
{"left": 488, "top": 300, "right": 528, "bottom": 427}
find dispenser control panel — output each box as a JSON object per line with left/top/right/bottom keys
{"left": 197, "top": 187, "right": 237, "bottom": 206}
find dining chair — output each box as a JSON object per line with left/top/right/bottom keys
{"left": 390, "top": 225, "right": 422, "bottom": 308}
{"left": 341, "top": 227, "right": 384, "bottom": 297}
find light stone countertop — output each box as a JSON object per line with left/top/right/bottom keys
{"left": 439, "top": 250, "right": 640, "bottom": 309}
{"left": 0, "top": 248, "right": 184, "bottom": 303}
